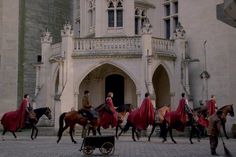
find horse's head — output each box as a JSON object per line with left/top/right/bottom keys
{"left": 45, "top": 107, "right": 52, "bottom": 120}
{"left": 219, "top": 104, "right": 234, "bottom": 117}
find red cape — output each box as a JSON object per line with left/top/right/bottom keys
{"left": 99, "top": 98, "right": 118, "bottom": 129}
{"left": 207, "top": 99, "right": 216, "bottom": 116}
{"left": 1, "top": 99, "right": 28, "bottom": 132}
{"left": 164, "top": 98, "right": 186, "bottom": 132}
{"left": 128, "top": 98, "right": 154, "bottom": 130}
{"left": 197, "top": 115, "right": 209, "bottom": 128}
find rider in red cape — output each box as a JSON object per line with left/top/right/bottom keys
{"left": 99, "top": 92, "right": 118, "bottom": 129}
{"left": 1, "top": 94, "right": 30, "bottom": 132}
{"left": 128, "top": 92, "right": 155, "bottom": 130}
{"left": 164, "top": 93, "right": 190, "bottom": 131}
{"left": 207, "top": 95, "right": 217, "bottom": 116}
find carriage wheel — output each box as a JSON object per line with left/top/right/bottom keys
{"left": 99, "top": 142, "right": 114, "bottom": 155}
{"left": 83, "top": 146, "right": 93, "bottom": 155}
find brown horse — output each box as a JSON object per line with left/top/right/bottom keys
{"left": 56, "top": 110, "right": 100, "bottom": 144}
{"left": 218, "top": 104, "right": 234, "bottom": 139}
{"left": 148, "top": 105, "right": 171, "bottom": 141}
{"left": 159, "top": 108, "right": 201, "bottom": 144}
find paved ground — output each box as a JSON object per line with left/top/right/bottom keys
{"left": 0, "top": 131, "right": 236, "bottom": 157}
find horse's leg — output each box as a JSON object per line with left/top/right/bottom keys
{"left": 132, "top": 127, "right": 136, "bottom": 141}
{"left": 160, "top": 122, "right": 167, "bottom": 143}
{"left": 11, "top": 132, "right": 17, "bottom": 139}
{"left": 189, "top": 126, "right": 193, "bottom": 144}
{"left": 34, "top": 126, "right": 39, "bottom": 139}
{"left": 169, "top": 128, "right": 176, "bottom": 144}
{"left": 57, "top": 125, "right": 69, "bottom": 143}
{"left": 148, "top": 123, "right": 156, "bottom": 141}
{"left": 2, "top": 129, "right": 6, "bottom": 141}
{"left": 115, "top": 124, "right": 119, "bottom": 139}
{"left": 222, "top": 122, "right": 229, "bottom": 139}
{"left": 31, "top": 125, "right": 35, "bottom": 140}
{"left": 69, "top": 125, "right": 77, "bottom": 144}
{"left": 97, "top": 126, "right": 101, "bottom": 135}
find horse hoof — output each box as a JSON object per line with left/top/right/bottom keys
{"left": 162, "top": 139, "right": 166, "bottom": 143}
{"left": 73, "top": 141, "right": 77, "bottom": 144}
{"left": 226, "top": 136, "right": 230, "bottom": 139}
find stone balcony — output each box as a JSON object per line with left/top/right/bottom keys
{"left": 49, "top": 36, "right": 175, "bottom": 60}
{"left": 71, "top": 36, "right": 175, "bottom": 59}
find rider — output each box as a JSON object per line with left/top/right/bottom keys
{"left": 80, "top": 90, "right": 95, "bottom": 121}
{"left": 207, "top": 95, "right": 218, "bottom": 116}
{"left": 17, "top": 94, "right": 32, "bottom": 129}
{"left": 127, "top": 92, "right": 155, "bottom": 130}
{"left": 99, "top": 92, "right": 118, "bottom": 129}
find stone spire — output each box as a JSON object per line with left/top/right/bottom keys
{"left": 61, "top": 21, "right": 74, "bottom": 37}
{"left": 174, "top": 22, "right": 186, "bottom": 39}
{"left": 41, "top": 27, "right": 52, "bottom": 43}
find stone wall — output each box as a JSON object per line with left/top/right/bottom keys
{"left": 23, "top": 0, "right": 73, "bottom": 100}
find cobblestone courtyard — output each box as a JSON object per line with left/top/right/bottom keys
{"left": 0, "top": 133, "right": 236, "bottom": 157}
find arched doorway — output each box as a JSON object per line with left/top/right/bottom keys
{"left": 105, "top": 74, "right": 124, "bottom": 107}
{"left": 152, "top": 65, "right": 170, "bottom": 108}
{"left": 78, "top": 63, "right": 137, "bottom": 109}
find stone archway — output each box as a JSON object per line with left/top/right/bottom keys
{"left": 152, "top": 65, "right": 170, "bottom": 108}
{"left": 78, "top": 63, "right": 137, "bottom": 108}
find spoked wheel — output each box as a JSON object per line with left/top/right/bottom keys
{"left": 99, "top": 142, "right": 114, "bottom": 155}
{"left": 83, "top": 146, "right": 93, "bottom": 155}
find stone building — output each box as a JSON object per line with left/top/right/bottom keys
{"left": 1, "top": 0, "right": 236, "bottom": 132}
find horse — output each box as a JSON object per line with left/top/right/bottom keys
{"left": 160, "top": 109, "right": 201, "bottom": 144}
{"left": 148, "top": 105, "right": 171, "bottom": 141}
{"left": 56, "top": 104, "right": 111, "bottom": 144}
{"left": 87, "top": 104, "right": 132, "bottom": 139}
{"left": 1, "top": 107, "right": 52, "bottom": 140}
{"left": 217, "top": 104, "right": 234, "bottom": 139}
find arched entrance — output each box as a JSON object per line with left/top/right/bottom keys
{"left": 105, "top": 74, "right": 124, "bottom": 107}
{"left": 152, "top": 65, "right": 170, "bottom": 108}
{"left": 78, "top": 63, "right": 137, "bottom": 109}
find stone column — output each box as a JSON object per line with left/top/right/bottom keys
{"left": 141, "top": 18, "right": 155, "bottom": 107}
{"left": 60, "top": 22, "right": 75, "bottom": 112}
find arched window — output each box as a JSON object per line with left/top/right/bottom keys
{"left": 107, "top": 0, "right": 123, "bottom": 28}
{"left": 134, "top": 8, "right": 147, "bottom": 35}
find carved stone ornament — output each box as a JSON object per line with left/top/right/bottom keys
{"left": 142, "top": 18, "right": 153, "bottom": 34}
{"left": 61, "top": 21, "right": 74, "bottom": 36}
{"left": 41, "top": 28, "right": 52, "bottom": 43}
{"left": 200, "top": 70, "right": 210, "bottom": 79}
{"left": 174, "top": 22, "right": 186, "bottom": 39}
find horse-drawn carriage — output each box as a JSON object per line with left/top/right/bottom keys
{"left": 80, "top": 135, "right": 115, "bottom": 155}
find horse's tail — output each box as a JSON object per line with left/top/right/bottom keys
{"left": 57, "top": 112, "right": 66, "bottom": 137}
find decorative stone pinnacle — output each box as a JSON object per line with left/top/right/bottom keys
{"left": 174, "top": 22, "right": 186, "bottom": 39}
{"left": 41, "top": 27, "right": 52, "bottom": 43}
{"left": 142, "top": 18, "right": 153, "bottom": 34}
{"left": 61, "top": 21, "right": 74, "bottom": 37}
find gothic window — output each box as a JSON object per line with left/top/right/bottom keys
{"left": 163, "top": 0, "right": 178, "bottom": 39}
{"left": 107, "top": 0, "right": 123, "bottom": 28}
{"left": 134, "top": 8, "right": 147, "bottom": 35}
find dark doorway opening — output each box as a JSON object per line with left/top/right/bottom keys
{"left": 105, "top": 74, "right": 124, "bottom": 107}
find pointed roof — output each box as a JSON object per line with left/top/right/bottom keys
{"left": 135, "top": 0, "right": 155, "bottom": 8}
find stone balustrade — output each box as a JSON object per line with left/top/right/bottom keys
{"left": 50, "top": 36, "right": 174, "bottom": 58}
{"left": 73, "top": 36, "right": 142, "bottom": 54}
{"left": 152, "top": 37, "right": 174, "bottom": 53}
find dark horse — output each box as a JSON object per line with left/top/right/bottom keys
{"left": 218, "top": 104, "right": 234, "bottom": 139}
{"left": 159, "top": 110, "right": 201, "bottom": 144}
{"left": 87, "top": 104, "right": 132, "bottom": 139}
{"left": 57, "top": 104, "right": 110, "bottom": 144}
{"left": 1, "top": 107, "right": 52, "bottom": 140}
